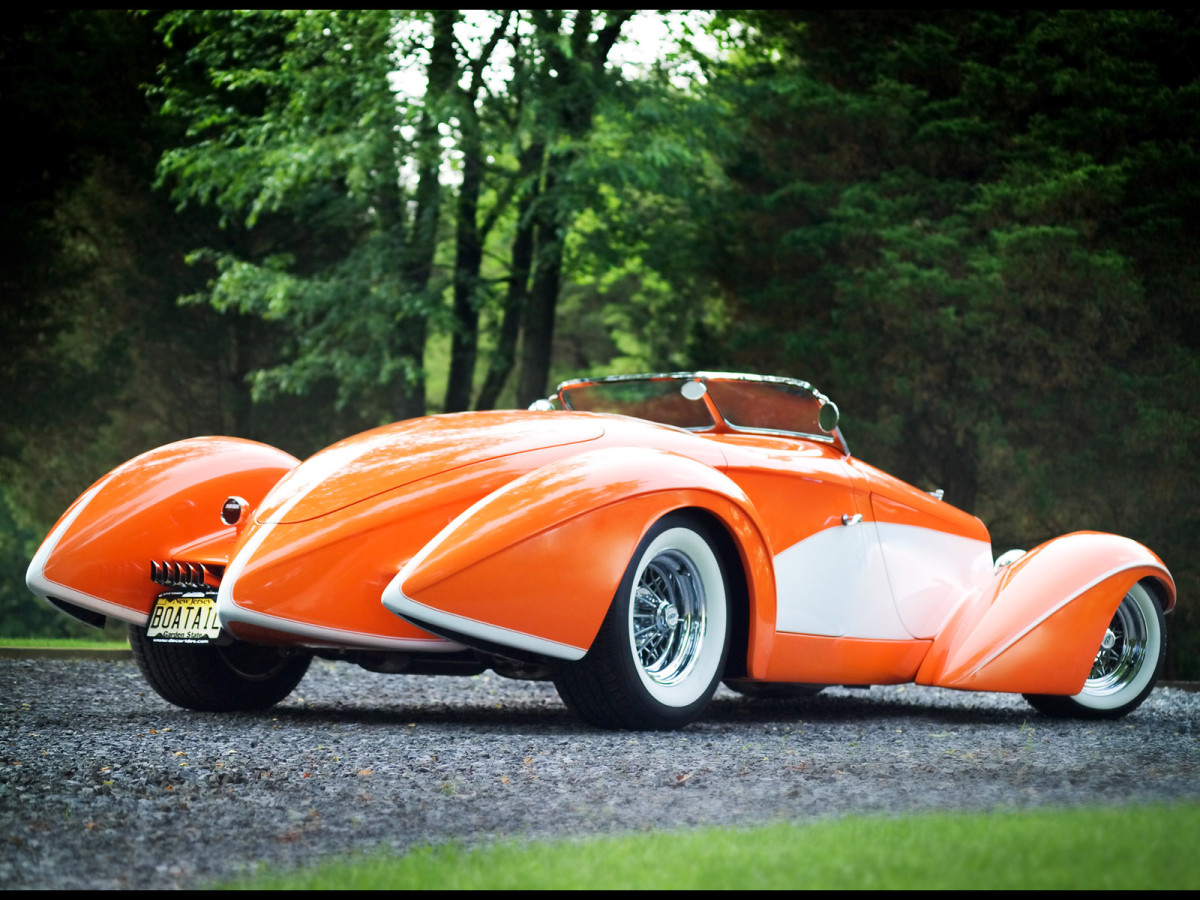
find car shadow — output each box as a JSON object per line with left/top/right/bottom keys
{"left": 239, "top": 686, "right": 1039, "bottom": 731}
{"left": 702, "top": 691, "right": 1037, "bottom": 727}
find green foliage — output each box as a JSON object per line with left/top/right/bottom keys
{"left": 147, "top": 10, "right": 670, "bottom": 412}
{"left": 4, "top": 10, "right": 1199, "bottom": 674}
{"left": 155, "top": 11, "right": 406, "bottom": 227}
{"left": 695, "top": 10, "right": 1200, "bottom": 674}
{"left": 0, "top": 10, "right": 383, "bottom": 636}
{"left": 153, "top": 9, "right": 438, "bottom": 422}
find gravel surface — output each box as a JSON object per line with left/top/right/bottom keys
{"left": 3, "top": 657, "right": 1199, "bottom": 890}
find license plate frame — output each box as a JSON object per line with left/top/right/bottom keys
{"left": 146, "top": 591, "right": 221, "bottom": 643}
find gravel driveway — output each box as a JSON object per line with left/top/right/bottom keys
{"left": 3, "top": 656, "right": 1198, "bottom": 890}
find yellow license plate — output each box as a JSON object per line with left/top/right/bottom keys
{"left": 147, "top": 593, "right": 221, "bottom": 643}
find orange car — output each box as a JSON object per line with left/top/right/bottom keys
{"left": 26, "top": 372, "right": 1175, "bottom": 729}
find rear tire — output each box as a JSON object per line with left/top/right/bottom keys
{"left": 554, "top": 513, "right": 731, "bottom": 730}
{"left": 1023, "top": 581, "right": 1165, "bottom": 720}
{"left": 128, "top": 624, "right": 311, "bottom": 712}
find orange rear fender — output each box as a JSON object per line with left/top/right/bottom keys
{"left": 917, "top": 532, "right": 1175, "bottom": 694}
{"left": 382, "top": 447, "right": 776, "bottom": 663}
{"left": 26, "top": 437, "right": 298, "bottom": 626}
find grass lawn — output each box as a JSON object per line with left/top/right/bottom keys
{"left": 0, "top": 637, "right": 129, "bottom": 649}
{"left": 221, "top": 803, "right": 1200, "bottom": 890}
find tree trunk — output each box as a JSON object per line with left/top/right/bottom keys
{"left": 396, "top": 8, "right": 457, "bottom": 419}
{"left": 443, "top": 127, "right": 484, "bottom": 412}
{"left": 443, "top": 13, "right": 512, "bottom": 413}
{"left": 513, "top": 11, "right": 634, "bottom": 405}
{"left": 477, "top": 140, "right": 542, "bottom": 410}
{"left": 516, "top": 164, "right": 564, "bottom": 407}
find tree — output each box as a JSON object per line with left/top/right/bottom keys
{"left": 150, "top": 10, "right": 662, "bottom": 414}
{"left": 442, "top": 12, "right": 514, "bottom": 412}
{"left": 0, "top": 11, "right": 278, "bottom": 636}
{"left": 154, "top": 10, "right": 454, "bottom": 422}
{"left": 510, "top": 10, "right": 636, "bottom": 405}
{"left": 0, "top": 10, "right": 373, "bottom": 637}
{"left": 697, "top": 9, "right": 1200, "bottom": 674}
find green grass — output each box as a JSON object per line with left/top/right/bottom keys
{"left": 0, "top": 636, "right": 129, "bottom": 650}
{"left": 221, "top": 803, "right": 1200, "bottom": 890}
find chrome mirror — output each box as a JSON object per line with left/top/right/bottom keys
{"left": 817, "top": 398, "right": 840, "bottom": 434}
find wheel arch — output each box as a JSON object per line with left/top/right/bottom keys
{"left": 1023, "top": 577, "right": 1168, "bottom": 719}
{"left": 670, "top": 505, "right": 752, "bottom": 681}
{"left": 551, "top": 508, "right": 736, "bottom": 729}
{"left": 1138, "top": 573, "right": 1176, "bottom": 617}
{"left": 383, "top": 446, "right": 776, "bottom": 668}
{"left": 917, "top": 531, "right": 1175, "bottom": 695}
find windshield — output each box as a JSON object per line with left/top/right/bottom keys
{"left": 704, "top": 379, "right": 826, "bottom": 435}
{"left": 557, "top": 373, "right": 837, "bottom": 441}
{"left": 557, "top": 377, "right": 714, "bottom": 429}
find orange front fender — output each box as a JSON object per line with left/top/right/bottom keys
{"left": 382, "top": 447, "right": 776, "bottom": 664}
{"left": 917, "top": 532, "right": 1175, "bottom": 694}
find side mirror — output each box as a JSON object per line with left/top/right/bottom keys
{"left": 817, "top": 399, "right": 840, "bottom": 434}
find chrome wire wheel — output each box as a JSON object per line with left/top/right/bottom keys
{"left": 552, "top": 513, "right": 732, "bottom": 729}
{"left": 1074, "top": 582, "right": 1162, "bottom": 710}
{"left": 626, "top": 525, "right": 728, "bottom": 710}
{"left": 1024, "top": 581, "right": 1166, "bottom": 720}
{"left": 631, "top": 549, "right": 707, "bottom": 688}
{"left": 1082, "top": 593, "right": 1150, "bottom": 697}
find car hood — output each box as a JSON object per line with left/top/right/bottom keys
{"left": 254, "top": 411, "right": 604, "bottom": 524}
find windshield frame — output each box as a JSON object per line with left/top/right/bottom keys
{"left": 554, "top": 371, "right": 847, "bottom": 452}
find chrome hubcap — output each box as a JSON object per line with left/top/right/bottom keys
{"left": 631, "top": 550, "right": 706, "bottom": 686}
{"left": 1084, "top": 596, "right": 1149, "bottom": 696}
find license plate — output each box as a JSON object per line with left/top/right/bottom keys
{"left": 147, "top": 592, "right": 221, "bottom": 643}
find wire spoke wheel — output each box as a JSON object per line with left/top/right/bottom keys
{"left": 1024, "top": 582, "right": 1165, "bottom": 720}
{"left": 553, "top": 513, "right": 731, "bottom": 730}
{"left": 1084, "top": 597, "right": 1150, "bottom": 695}
{"left": 631, "top": 551, "right": 707, "bottom": 687}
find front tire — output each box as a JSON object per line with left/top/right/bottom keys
{"left": 128, "top": 624, "right": 312, "bottom": 712}
{"left": 554, "top": 513, "right": 731, "bottom": 730}
{"left": 1023, "top": 581, "right": 1165, "bottom": 719}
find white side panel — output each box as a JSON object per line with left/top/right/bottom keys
{"left": 773, "top": 524, "right": 905, "bottom": 638}
{"left": 772, "top": 521, "right": 992, "bottom": 640}
{"left": 872, "top": 522, "right": 994, "bottom": 638}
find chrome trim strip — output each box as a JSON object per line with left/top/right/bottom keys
{"left": 556, "top": 371, "right": 843, "bottom": 445}
{"left": 557, "top": 370, "right": 821, "bottom": 396}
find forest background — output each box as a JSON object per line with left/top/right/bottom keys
{"left": 3, "top": 10, "right": 1198, "bottom": 677}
